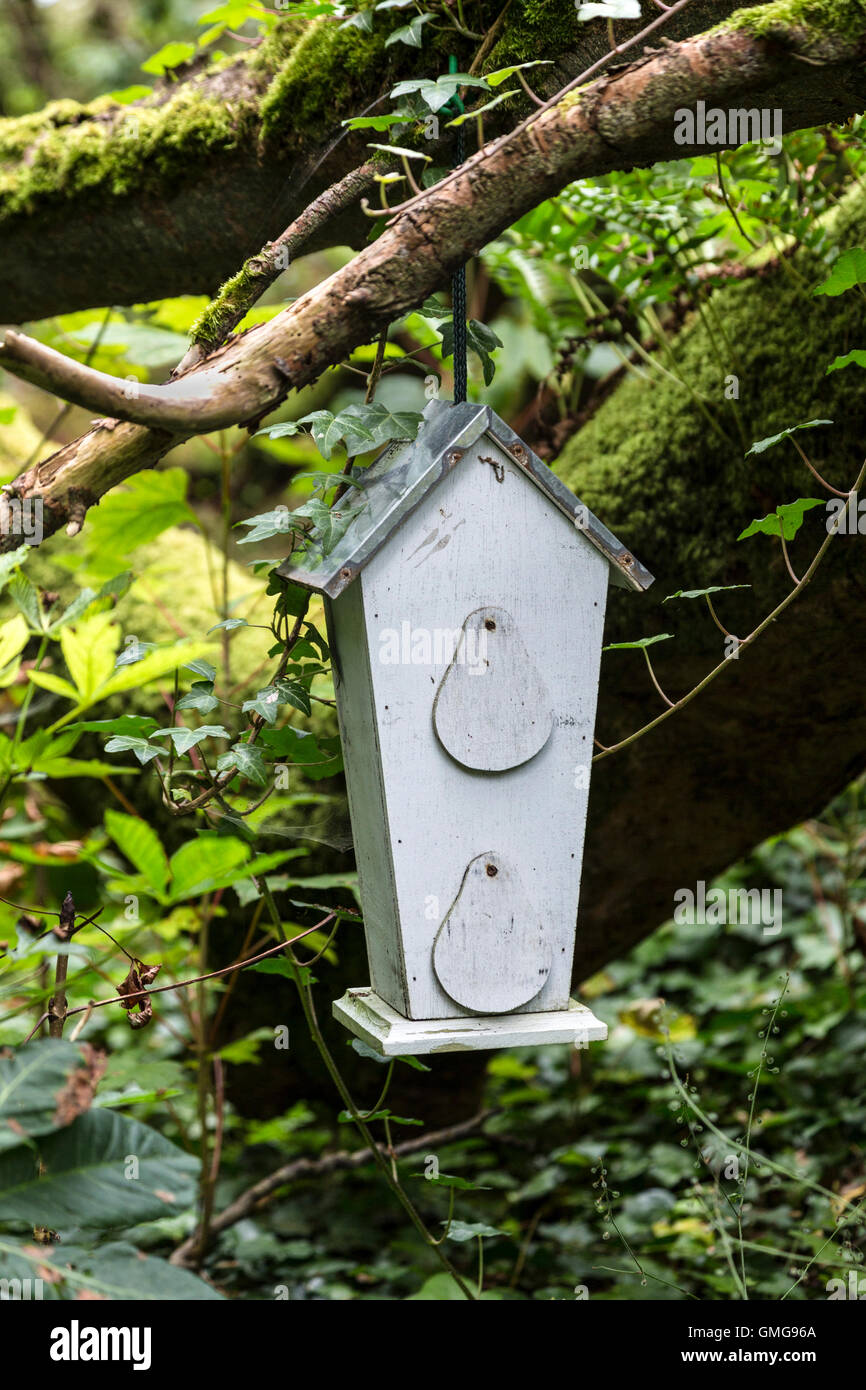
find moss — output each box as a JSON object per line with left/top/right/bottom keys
{"left": 719, "top": 0, "right": 866, "bottom": 38}
{"left": 554, "top": 183, "right": 866, "bottom": 637}
{"left": 0, "top": 80, "right": 258, "bottom": 224}
{"left": 257, "top": 12, "right": 389, "bottom": 150}
{"left": 485, "top": 0, "right": 589, "bottom": 68}
{"left": 190, "top": 257, "right": 272, "bottom": 346}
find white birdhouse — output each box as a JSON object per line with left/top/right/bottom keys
{"left": 279, "top": 401, "right": 653, "bottom": 1055}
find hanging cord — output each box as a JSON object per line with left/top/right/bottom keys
{"left": 447, "top": 56, "right": 468, "bottom": 404}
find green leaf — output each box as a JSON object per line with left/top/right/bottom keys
{"left": 235, "top": 507, "right": 301, "bottom": 545}
{"left": 299, "top": 408, "right": 378, "bottom": 460}
{"left": 98, "top": 641, "right": 213, "bottom": 699}
{"left": 826, "top": 349, "right": 866, "bottom": 374}
{"left": 0, "top": 1236, "right": 222, "bottom": 1300}
{"left": 141, "top": 41, "right": 196, "bottom": 75}
{"left": 813, "top": 247, "right": 866, "bottom": 297}
{"left": 81, "top": 469, "right": 198, "bottom": 563}
{"left": 390, "top": 74, "right": 489, "bottom": 114}
{"left": 664, "top": 585, "right": 750, "bottom": 601}
{"left": 0, "top": 546, "right": 30, "bottom": 597}
{"left": 49, "top": 573, "right": 132, "bottom": 633}
{"left": 104, "top": 809, "right": 170, "bottom": 894}
{"left": 65, "top": 716, "right": 158, "bottom": 737}
{"left": 175, "top": 680, "right": 220, "bottom": 713}
{"left": 738, "top": 498, "right": 824, "bottom": 542}
{"left": 445, "top": 1219, "right": 507, "bottom": 1242}
{"left": 151, "top": 724, "right": 230, "bottom": 755}
{"left": 446, "top": 89, "right": 519, "bottom": 128}
{"left": 9, "top": 572, "right": 43, "bottom": 632}
{"left": 110, "top": 85, "right": 152, "bottom": 104}
{"left": 604, "top": 633, "right": 675, "bottom": 651}
{"left": 260, "top": 725, "right": 342, "bottom": 779}
{"left": 0, "top": 1041, "right": 90, "bottom": 1155}
{"left": 207, "top": 618, "right": 249, "bottom": 633}
{"left": 242, "top": 687, "right": 282, "bottom": 725}
{"left": 103, "top": 735, "right": 162, "bottom": 766}
{"left": 746, "top": 420, "right": 833, "bottom": 456}
{"left": 217, "top": 741, "right": 268, "bottom": 787}
{"left": 342, "top": 112, "right": 409, "bottom": 132}
{"left": 385, "top": 12, "right": 434, "bottom": 47}
{"left": 166, "top": 836, "right": 249, "bottom": 901}
{"left": 0, "top": 1108, "right": 199, "bottom": 1228}
{"left": 483, "top": 60, "right": 552, "bottom": 87}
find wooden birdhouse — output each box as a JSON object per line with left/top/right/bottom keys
{"left": 279, "top": 401, "right": 653, "bottom": 1055}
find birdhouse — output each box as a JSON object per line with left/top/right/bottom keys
{"left": 279, "top": 400, "right": 653, "bottom": 1055}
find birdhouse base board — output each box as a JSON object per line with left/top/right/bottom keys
{"left": 333, "top": 988, "right": 607, "bottom": 1056}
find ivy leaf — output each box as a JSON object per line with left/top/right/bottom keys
{"left": 604, "top": 634, "right": 675, "bottom": 651}
{"left": 483, "top": 60, "right": 553, "bottom": 88}
{"left": 236, "top": 507, "right": 302, "bottom": 545}
{"left": 297, "top": 498, "right": 365, "bottom": 556}
{"left": 738, "top": 499, "right": 824, "bottom": 542}
{"left": 812, "top": 247, "right": 866, "bottom": 297}
{"left": 103, "top": 735, "right": 162, "bottom": 766}
{"left": 341, "top": 112, "right": 409, "bottom": 132}
{"left": 746, "top": 420, "right": 833, "bottom": 456}
{"left": 390, "top": 74, "right": 489, "bottom": 114}
{"left": 115, "top": 639, "right": 156, "bottom": 668}
{"left": 347, "top": 401, "right": 423, "bottom": 449}
{"left": 216, "top": 742, "right": 268, "bottom": 787}
{"left": 207, "top": 618, "right": 249, "bottom": 633}
{"left": 298, "top": 408, "right": 377, "bottom": 460}
{"left": 440, "top": 319, "right": 504, "bottom": 385}
{"left": 151, "top": 725, "right": 231, "bottom": 754}
{"left": 175, "top": 681, "right": 220, "bottom": 714}
{"left": 184, "top": 658, "right": 216, "bottom": 682}
{"left": 446, "top": 89, "right": 519, "bottom": 128}
{"left": 826, "top": 349, "right": 866, "bottom": 374}
{"left": 385, "top": 12, "right": 434, "bottom": 47}
{"left": 444, "top": 1220, "right": 508, "bottom": 1242}
{"left": 274, "top": 678, "right": 312, "bottom": 716}
{"left": 260, "top": 725, "right": 342, "bottom": 779}
{"left": 340, "top": 7, "right": 374, "bottom": 30}
{"left": 242, "top": 688, "right": 282, "bottom": 725}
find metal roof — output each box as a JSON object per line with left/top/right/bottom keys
{"left": 278, "top": 399, "right": 654, "bottom": 599}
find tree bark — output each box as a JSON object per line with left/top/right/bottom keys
{"left": 4, "top": 2, "right": 866, "bottom": 549}
{"left": 0, "top": 0, "right": 815, "bottom": 322}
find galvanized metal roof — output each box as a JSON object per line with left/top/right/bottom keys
{"left": 278, "top": 400, "right": 653, "bottom": 599}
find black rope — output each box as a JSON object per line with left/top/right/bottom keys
{"left": 451, "top": 121, "right": 468, "bottom": 404}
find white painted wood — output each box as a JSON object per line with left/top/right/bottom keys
{"left": 333, "top": 987, "right": 607, "bottom": 1056}
{"left": 432, "top": 606, "right": 553, "bottom": 772}
{"left": 325, "top": 584, "right": 408, "bottom": 1014}
{"left": 335, "top": 434, "right": 610, "bottom": 1021}
{"left": 432, "top": 851, "right": 550, "bottom": 1012}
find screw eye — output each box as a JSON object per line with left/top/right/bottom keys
{"left": 485, "top": 864, "right": 498, "bottom": 877}
{"left": 484, "top": 618, "right": 496, "bottom": 631}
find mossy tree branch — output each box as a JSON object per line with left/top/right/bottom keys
{"left": 0, "top": 0, "right": 770, "bottom": 322}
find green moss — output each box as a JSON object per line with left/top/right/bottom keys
{"left": 720, "top": 0, "right": 866, "bottom": 38}
{"left": 0, "top": 80, "right": 258, "bottom": 224}
{"left": 257, "top": 13, "right": 389, "bottom": 150}
{"left": 486, "top": 0, "right": 587, "bottom": 69}
{"left": 190, "top": 257, "right": 271, "bottom": 346}
{"left": 554, "top": 184, "right": 866, "bottom": 636}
